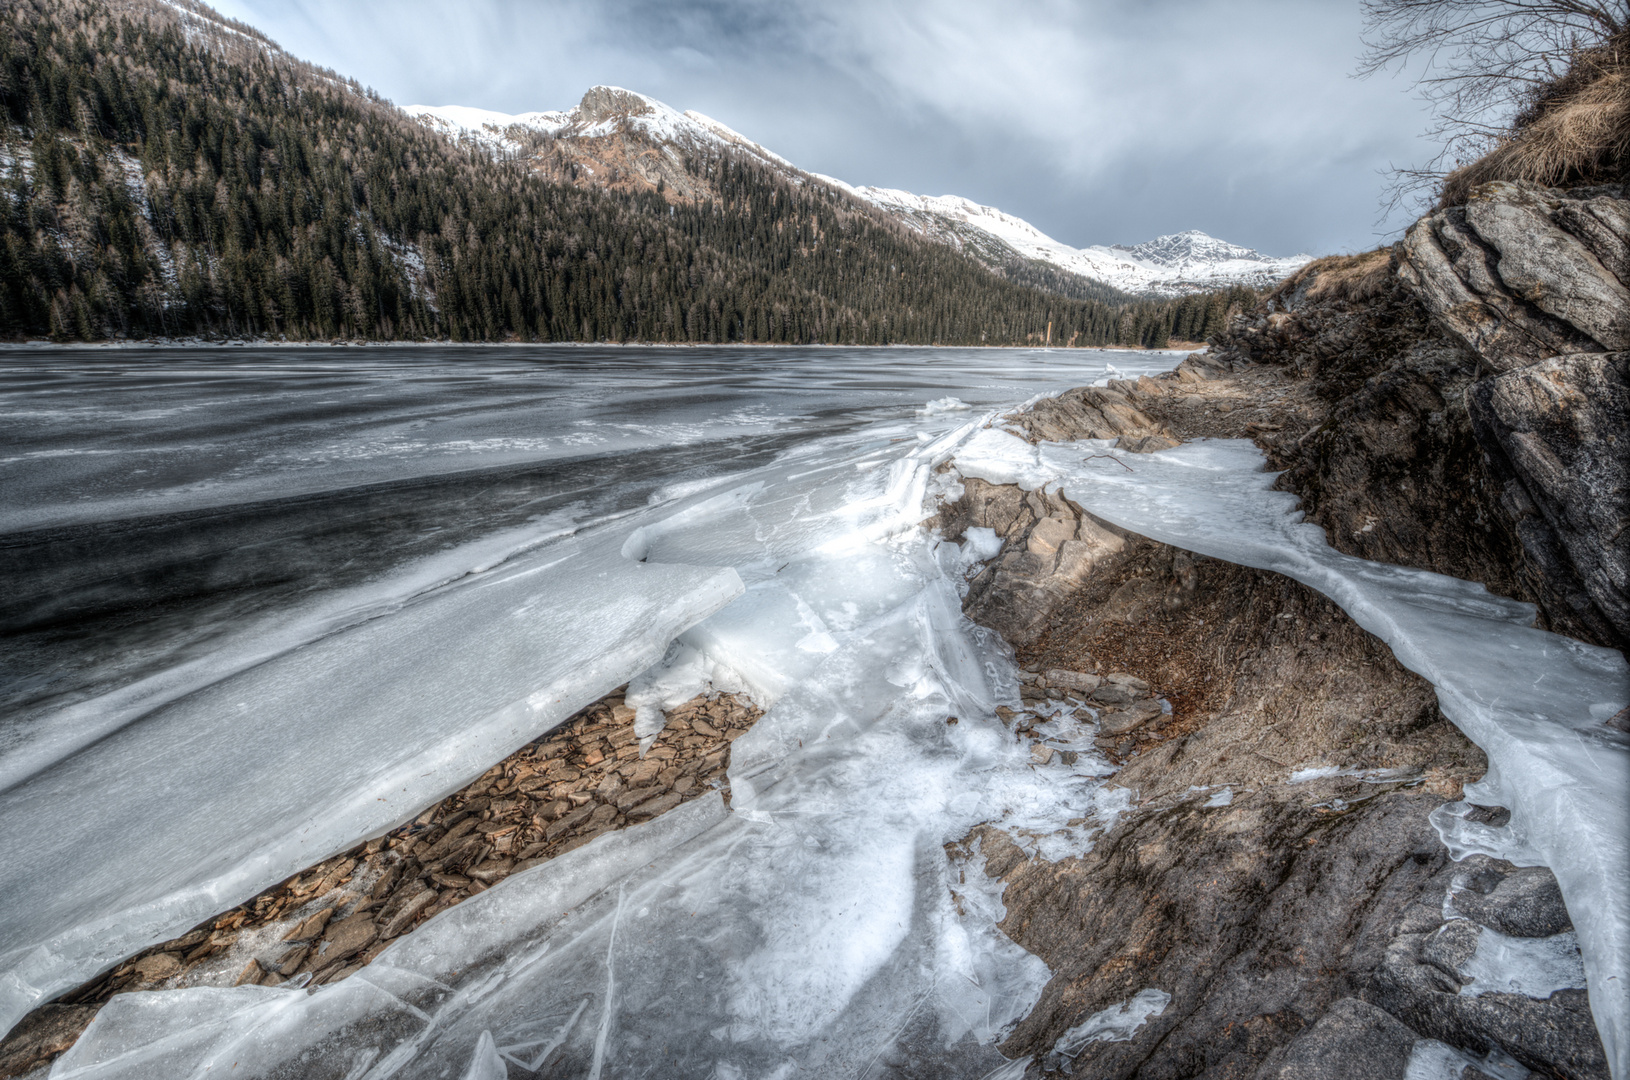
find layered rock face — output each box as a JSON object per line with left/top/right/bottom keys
{"left": 1220, "top": 180, "right": 1628, "bottom": 651}
{"left": 1397, "top": 181, "right": 1628, "bottom": 650}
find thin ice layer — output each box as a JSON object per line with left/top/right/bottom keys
{"left": 47, "top": 410, "right": 1122, "bottom": 1078}
{"left": 0, "top": 536, "right": 743, "bottom": 1038}
{"left": 955, "top": 430, "right": 1630, "bottom": 1078}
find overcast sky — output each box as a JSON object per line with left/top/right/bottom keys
{"left": 208, "top": 0, "right": 1440, "bottom": 256}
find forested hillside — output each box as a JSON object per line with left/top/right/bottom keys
{"left": 0, "top": 0, "right": 1250, "bottom": 346}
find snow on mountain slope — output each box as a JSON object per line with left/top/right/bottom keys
{"left": 401, "top": 103, "right": 573, "bottom": 149}
{"left": 405, "top": 88, "right": 1311, "bottom": 297}
{"left": 823, "top": 182, "right": 1311, "bottom": 297}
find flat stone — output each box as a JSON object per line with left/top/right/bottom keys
{"left": 1030, "top": 744, "right": 1057, "bottom": 765}
{"left": 615, "top": 786, "right": 659, "bottom": 812}
{"left": 131, "top": 952, "right": 181, "bottom": 982}
{"left": 281, "top": 906, "right": 335, "bottom": 942}
{"left": 1045, "top": 668, "right": 1101, "bottom": 693}
{"left": 1090, "top": 684, "right": 1136, "bottom": 705}
{"left": 1099, "top": 699, "right": 1166, "bottom": 735}
{"left": 314, "top": 913, "right": 378, "bottom": 971}
{"left": 469, "top": 859, "right": 514, "bottom": 885}
{"left": 232, "top": 958, "right": 266, "bottom": 986}
{"left": 545, "top": 803, "right": 594, "bottom": 840}
{"left": 627, "top": 792, "right": 682, "bottom": 820}
{"left": 379, "top": 892, "right": 436, "bottom": 944}
{"left": 1105, "top": 672, "right": 1151, "bottom": 694}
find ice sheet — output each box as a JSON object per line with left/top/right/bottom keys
{"left": 0, "top": 536, "right": 744, "bottom": 1038}
{"left": 956, "top": 430, "right": 1630, "bottom": 1077}
{"left": 43, "top": 405, "right": 1129, "bottom": 1078}
{"left": 1457, "top": 927, "right": 1588, "bottom": 1000}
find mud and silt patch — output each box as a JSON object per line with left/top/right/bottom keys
{"left": 0, "top": 688, "right": 761, "bottom": 1080}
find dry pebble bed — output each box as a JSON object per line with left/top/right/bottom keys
{"left": 0, "top": 687, "right": 762, "bottom": 1079}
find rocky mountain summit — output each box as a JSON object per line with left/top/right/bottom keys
{"left": 404, "top": 87, "right": 798, "bottom": 204}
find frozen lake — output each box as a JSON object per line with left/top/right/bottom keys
{"left": 4, "top": 345, "right": 1621, "bottom": 1079}
{"left": 0, "top": 345, "right": 1178, "bottom": 1075}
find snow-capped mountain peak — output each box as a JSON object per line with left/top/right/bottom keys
{"left": 404, "top": 87, "right": 790, "bottom": 168}
{"left": 404, "top": 88, "right": 1311, "bottom": 297}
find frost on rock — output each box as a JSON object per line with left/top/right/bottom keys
{"left": 1052, "top": 988, "right": 1172, "bottom": 1057}
{"left": 955, "top": 429, "right": 1630, "bottom": 1078}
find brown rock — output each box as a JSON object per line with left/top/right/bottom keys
{"left": 0, "top": 1004, "right": 98, "bottom": 1079}
{"left": 615, "top": 786, "right": 659, "bottom": 812}
{"left": 469, "top": 860, "right": 514, "bottom": 885}
{"left": 315, "top": 912, "right": 379, "bottom": 970}
{"left": 276, "top": 945, "right": 309, "bottom": 977}
{"left": 281, "top": 906, "right": 335, "bottom": 942}
{"left": 627, "top": 792, "right": 682, "bottom": 820}
{"left": 1098, "top": 699, "right": 1166, "bottom": 736}
{"left": 1090, "top": 684, "right": 1136, "bottom": 705}
{"left": 545, "top": 803, "right": 595, "bottom": 840}
{"left": 131, "top": 952, "right": 181, "bottom": 982}
{"left": 232, "top": 958, "right": 266, "bottom": 986}
{"left": 382, "top": 889, "right": 437, "bottom": 938}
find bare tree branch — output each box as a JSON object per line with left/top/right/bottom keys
{"left": 1357, "top": 0, "right": 1627, "bottom": 214}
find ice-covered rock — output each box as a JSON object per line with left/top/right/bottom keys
{"left": 954, "top": 430, "right": 1629, "bottom": 1077}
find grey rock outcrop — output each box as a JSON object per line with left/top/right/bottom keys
{"left": 1399, "top": 182, "right": 1629, "bottom": 371}
{"left": 1468, "top": 351, "right": 1628, "bottom": 648}
{"left": 1262, "top": 998, "right": 1420, "bottom": 1080}
{"left": 1366, "top": 861, "right": 1605, "bottom": 1080}
{"left": 1398, "top": 181, "right": 1629, "bottom": 650}
{"left": 1005, "top": 385, "right": 1180, "bottom": 450}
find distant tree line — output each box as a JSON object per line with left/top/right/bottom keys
{"left": 0, "top": 0, "right": 1256, "bottom": 347}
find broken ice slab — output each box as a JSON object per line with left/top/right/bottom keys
{"left": 0, "top": 534, "right": 742, "bottom": 1040}
{"left": 955, "top": 430, "right": 1630, "bottom": 1079}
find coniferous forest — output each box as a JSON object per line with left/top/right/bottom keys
{"left": 0, "top": 0, "right": 1252, "bottom": 346}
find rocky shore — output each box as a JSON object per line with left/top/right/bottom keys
{"left": 925, "top": 178, "right": 1624, "bottom": 1078}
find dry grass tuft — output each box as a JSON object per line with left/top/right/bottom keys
{"left": 1270, "top": 247, "right": 1395, "bottom": 305}
{"left": 1441, "top": 34, "right": 1630, "bottom": 205}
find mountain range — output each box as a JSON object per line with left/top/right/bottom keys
{"left": 0, "top": 0, "right": 1270, "bottom": 346}
{"left": 405, "top": 89, "right": 1311, "bottom": 299}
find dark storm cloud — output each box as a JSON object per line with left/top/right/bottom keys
{"left": 210, "top": 0, "right": 1437, "bottom": 256}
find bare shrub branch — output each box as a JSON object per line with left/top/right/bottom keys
{"left": 1358, "top": 0, "right": 1628, "bottom": 212}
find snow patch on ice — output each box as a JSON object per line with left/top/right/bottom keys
{"left": 921, "top": 396, "right": 973, "bottom": 415}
